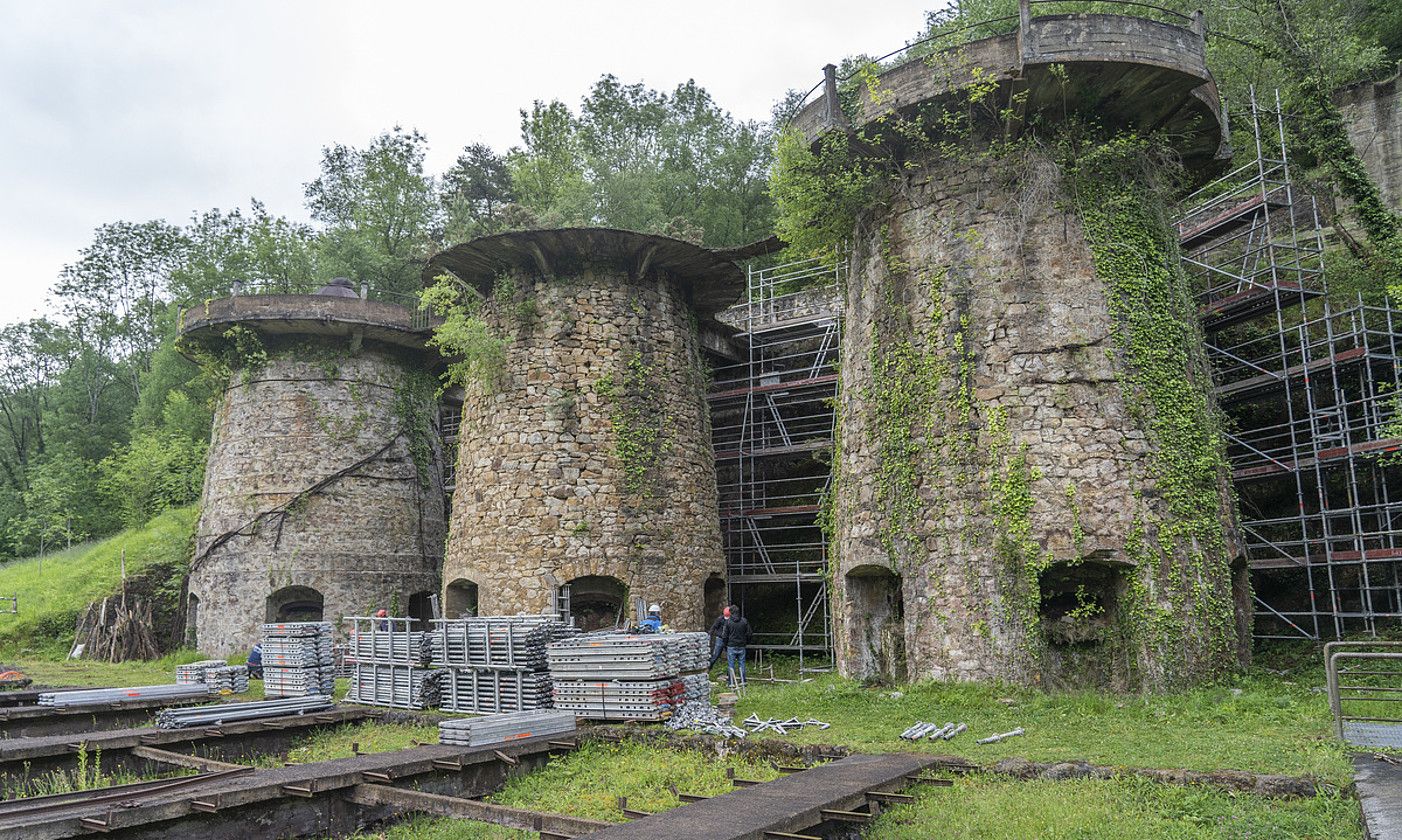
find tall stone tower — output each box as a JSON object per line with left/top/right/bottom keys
{"left": 790, "top": 11, "right": 1249, "bottom": 688}
{"left": 180, "top": 281, "right": 446, "bottom": 656}
{"left": 427, "top": 229, "right": 739, "bottom": 631}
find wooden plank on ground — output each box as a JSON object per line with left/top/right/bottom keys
{"left": 345, "top": 783, "right": 611, "bottom": 837}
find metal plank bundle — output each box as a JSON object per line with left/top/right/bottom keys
{"left": 38, "top": 683, "right": 210, "bottom": 708}
{"left": 175, "top": 660, "right": 227, "bottom": 686}
{"left": 431, "top": 615, "right": 574, "bottom": 714}
{"left": 345, "top": 663, "right": 442, "bottom": 709}
{"left": 346, "top": 617, "right": 431, "bottom": 666}
{"left": 438, "top": 709, "right": 576, "bottom": 747}
{"left": 440, "top": 668, "right": 553, "bottom": 714}
{"left": 206, "top": 665, "right": 250, "bottom": 694}
{"left": 261, "top": 622, "right": 335, "bottom": 698}
{"left": 548, "top": 632, "right": 709, "bottom": 721}
{"left": 155, "top": 695, "right": 333, "bottom": 729}
{"left": 429, "top": 615, "right": 577, "bottom": 669}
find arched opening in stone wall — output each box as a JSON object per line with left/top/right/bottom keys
{"left": 845, "top": 565, "right": 906, "bottom": 682}
{"left": 266, "top": 586, "right": 324, "bottom": 624}
{"left": 703, "top": 575, "right": 727, "bottom": 626}
{"left": 185, "top": 594, "right": 199, "bottom": 647}
{"left": 1038, "top": 560, "right": 1126, "bottom": 647}
{"left": 407, "top": 591, "right": 435, "bottom": 626}
{"left": 564, "top": 575, "right": 628, "bottom": 631}
{"left": 445, "top": 579, "right": 479, "bottom": 618}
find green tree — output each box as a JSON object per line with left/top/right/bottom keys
{"left": 173, "top": 201, "right": 320, "bottom": 301}
{"left": 442, "top": 143, "right": 516, "bottom": 242}
{"left": 304, "top": 127, "right": 439, "bottom": 297}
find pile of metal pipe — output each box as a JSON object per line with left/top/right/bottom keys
{"left": 666, "top": 701, "right": 747, "bottom": 739}
{"left": 155, "top": 695, "right": 333, "bottom": 729}
{"left": 38, "top": 684, "right": 210, "bottom": 708}
{"left": 899, "top": 721, "right": 969, "bottom": 741}
{"left": 742, "top": 714, "right": 830, "bottom": 735}
{"left": 261, "top": 622, "right": 335, "bottom": 698}
{"left": 977, "top": 726, "right": 1025, "bottom": 744}
{"left": 438, "top": 708, "right": 576, "bottom": 747}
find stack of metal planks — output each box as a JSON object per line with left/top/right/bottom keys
{"left": 155, "top": 695, "right": 333, "bottom": 728}
{"left": 261, "top": 622, "right": 336, "bottom": 698}
{"left": 344, "top": 616, "right": 441, "bottom": 710}
{"left": 547, "top": 632, "right": 710, "bottom": 721}
{"left": 38, "top": 683, "right": 210, "bottom": 708}
{"left": 175, "top": 660, "right": 227, "bottom": 687}
{"left": 438, "top": 708, "right": 576, "bottom": 747}
{"left": 430, "top": 615, "right": 576, "bottom": 713}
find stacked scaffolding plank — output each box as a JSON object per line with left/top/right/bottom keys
{"left": 174, "top": 660, "right": 249, "bottom": 694}
{"left": 438, "top": 709, "right": 577, "bottom": 747}
{"left": 261, "top": 622, "right": 335, "bottom": 698}
{"left": 430, "top": 615, "right": 576, "bottom": 713}
{"left": 708, "top": 260, "right": 841, "bottom": 666}
{"left": 343, "top": 616, "right": 441, "bottom": 710}
{"left": 1177, "top": 91, "right": 1402, "bottom": 639}
{"left": 548, "top": 632, "right": 709, "bottom": 720}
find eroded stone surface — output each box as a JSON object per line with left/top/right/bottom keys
{"left": 442, "top": 267, "right": 725, "bottom": 630}
{"left": 190, "top": 344, "right": 444, "bottom": 656}
{"left": 832, "top": 150, "right": 1243, "bottom": 689}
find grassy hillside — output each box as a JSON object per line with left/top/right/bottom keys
{"left": 0, "top": 505, "right": 198, "bottom": 659}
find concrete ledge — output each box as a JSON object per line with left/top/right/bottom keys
{"left": 179, "top": 295, "right": 436, "bottom": 354}
{"left": 792, "top": 12, "right": 1226, "bottom": 166}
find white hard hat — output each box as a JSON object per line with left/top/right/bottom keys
{"left": 648, "top": 604, "right": 661, "bottom": 613}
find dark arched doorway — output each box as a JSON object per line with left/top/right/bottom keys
{"left": 266, "top": 586, "right": 324, "bottom": 624}
{"left": 445, "top": 578, "right": 479, "bottom": 618}
{"left": 703, "top": 575, "right": 726, "bottom": 627}
{"left": 563, "top": 575, "right": 627, "bottom": 631}
{"left": 185, "top": 594, "right": 199, "bottom": 647}
{"left": 407, "top": 591, "right": 435, "bottom": 626}
{"left": 845, "top": 566, "right": 905, "bottom": 682}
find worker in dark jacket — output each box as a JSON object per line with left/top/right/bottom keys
{"left": 707, "top": 606, "right": 730, "bottom": 668}
{"left": 722, "top": 604, "right": 752, "bottom": 687}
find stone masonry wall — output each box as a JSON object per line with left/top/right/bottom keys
{"left": 833, "top": 149, "right": 1243, "bottom": 690}
{"left": 191, "top": 344, "right": 444, "bottom": 656}
{"left": 443, "top": 267, "right": 724, "bottom": 631}
{"left": 1339, "top": 69, "right": 1402, "bottom": 213}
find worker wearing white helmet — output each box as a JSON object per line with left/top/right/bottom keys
{"left": 640, "top": 603, "right": 663, "bottom": 633}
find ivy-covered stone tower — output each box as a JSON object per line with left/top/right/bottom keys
{"left": 426, "top": 229, "right": 737, "bottom": 631}
{"left": 787, "top": 11, "right": 1251, "bottom": 688}
{"left": 179, "top": 282, "right": 446, "bottom": 656}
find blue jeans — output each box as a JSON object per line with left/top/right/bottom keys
{"left": 709, "top": 636, "right": 725, "bottom": 668}
{"left": 726, "top": 647, "right": 747, "bottom": 685}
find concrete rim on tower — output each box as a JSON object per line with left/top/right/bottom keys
{"left": 791, "top": 11, "right": 1229, "bottom": 169}
{"left": 422, "top": 227, "right": 750, "bottom": 319}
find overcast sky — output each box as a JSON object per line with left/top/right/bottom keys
{"left": 0, "top": 0, "right": 934, "bottom": 326}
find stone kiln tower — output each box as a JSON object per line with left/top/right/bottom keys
{"left": 181, "top": 282, "right": 446, "bottom": 656}
{"left": 790, "top": 10, "right": 1249, "bottom": 688}
{"left": 427, "top": 229, "right": 739, "bottom": 631}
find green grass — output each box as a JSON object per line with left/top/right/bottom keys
{"left": 724, "top": 661, "right": 1352, "bottom": 784}
{"left": 0, "top": 505, "right": 198, "bottom": 659}
{"left": 350, "top": 814, "right": 527, "bottom": 840}
{"left": 869, "top": 777, "right": 1360, "bottom": 839}
{"left": 240, "top": 720, "right": 441, "bottom": 767}
{"left": 352, "top": 741, "right": 1359, "bottom": 840}
{"left": 17, "top": 651, "right": 216, "bottom": 689}
{"left": 489, "top": 740, "right": 785, "bottom": 821}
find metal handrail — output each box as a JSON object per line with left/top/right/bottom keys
{"left": 1326, "top": 645, "right": 1402, "bottom": 741}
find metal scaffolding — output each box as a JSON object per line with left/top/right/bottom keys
{"left": 1177, "top": 90, "right": 1402, "bottom": 640}
{"left": 708, "top": 257, "right": 844, "bottom": 667}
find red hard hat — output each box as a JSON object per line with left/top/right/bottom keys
{"left": 375, "top": 609, "right": 388, "bottom": 617}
